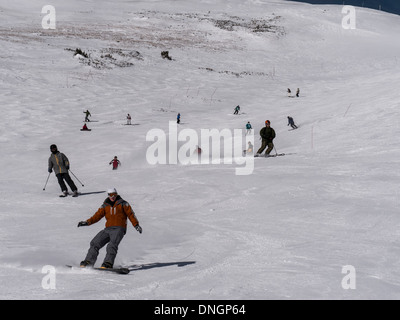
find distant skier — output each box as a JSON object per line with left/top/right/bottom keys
{"left": 192, "top": 145, "right": 202, "bottom": 162}
{"left": 296, "top": 88, "right": 300, "bottom": 97}
{"left": 81, "top": 123, "right": 90, "bottom": 131}
{"left": 245, "top": 121, "right": 252, "bottom": 134}
{"left": 243, "top": 141, "right": 254, "bottom": 155}
{"left": 234, "top": 105, "right": 240, "bottom": 115}
{"left": 287, "top": 88, "right": 291, "bottom": 97}
{"left": 287, "top": 116, "right": 298, "bottom": 129}
{"left": 77, "top": 188, "right": 142, "bottom": 269}
{"left": 126, "top": 114, "right": 131, "bottom": 125}
{"left": 177, "top": 113, "right": 181, "bottom": 124}
{"left": 48, "top": 144, "right": 78, "bottom": 197}
{"left": 256, "top": 120, "right": 276, "bottom": 157}
{"left": 83, "top": 109, "right": 91, "bottom": 122}
{"left": 109, "top": 156, "right": 121, "bottom": 170}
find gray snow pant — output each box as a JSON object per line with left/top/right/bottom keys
{"left": 84, "top": 226, "right": 126, "bottom": 266}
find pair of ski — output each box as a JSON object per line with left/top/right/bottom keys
{"left": 66, "top": 265, "right": 130, "bottom": 275}
{"left": 254, "top": 153, "right": 285, "bottom": 158}
{"left": 288, "top": 125, "right": 299, "bottom": 131}
{"left": 59, "top": 191, "right": 106, "bottom": 198}
{"left": 60, "top": 192, "right": 78, "bottom": 198}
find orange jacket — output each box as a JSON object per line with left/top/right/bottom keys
{"left": 86, "top": 196, "right": 139, "bottom": 229}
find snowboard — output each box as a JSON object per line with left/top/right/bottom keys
{"left": 93, "top": 267, "right": 130, "bottom": 274}
{"left": 80, "top": 129, "right": 92, "bottom": 131}
{"left": 66, "top": 265, "right": 130, "bottom": 275}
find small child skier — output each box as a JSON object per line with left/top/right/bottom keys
{"left": 109, "top": 156, "right": 121, "bottom": 170}
{"left": 243, "top": 141, "right": 254, "bottom": 155}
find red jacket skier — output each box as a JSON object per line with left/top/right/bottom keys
{"left": 109, "top": 156, "right": 121, "bottom": 170}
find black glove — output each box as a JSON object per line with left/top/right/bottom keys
{"left": 66, "top": 166, "right": 70, "bottom": 170}
{"left": 48, "top": 168, "right": 52, "bottom": 173}
{"left": 135, "top": 225, "right": 142, "bottom": 234}
{"left": 78, "top": 221, "right": 88, "bottom": 227}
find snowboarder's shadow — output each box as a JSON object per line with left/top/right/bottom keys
{"left": 127, "top": 261, "right": 196, "bottom": 271}
{"left": 78, "top": 190, "right": 107, "bottom": 196}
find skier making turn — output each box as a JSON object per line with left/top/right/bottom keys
{"left": 48, "top": 144, "right": 78, "bottom": 197}
{"left": 287, "top": 116, "right": 298, "bottom": 129}
{"left": 245, "top": 121, "right": 252, "bottom": 134}
{"left": 256, "top": 120, "right": 276, "bottom": 157}
{"left": 78, "top": 188, "right": 142, "bottom": 269}
{"left": 83, "top": 109, "right": 91, "bottom": 122}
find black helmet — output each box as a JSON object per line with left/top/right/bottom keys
{"left": 50, "top": 144, "right": 58, "bottom": 153}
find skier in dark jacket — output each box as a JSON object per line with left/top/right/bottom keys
{"left": 83, "top": 110, "right": 91, "bottom": 122}
{"left": 256, "top": 120, "right": 276, "bottom": 157}
{"left": 287, "top": 116, "right": 298, "bottom": 129}
{"left": 48, "top": 144, "right": 78, "bottom": 197}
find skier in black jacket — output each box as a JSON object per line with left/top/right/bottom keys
{"left": 287, "top": 116, "right": 298, "bottom": 129}
{"left": 256, "top": 120, "right": 276, "bottom": 157}
{"left": 48, "top": 144, "right": 78, "bottom": 197}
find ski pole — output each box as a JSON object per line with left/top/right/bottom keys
{"left": 69, "top": 170, "right": 84, "bottom": 187}
{"left": 273, "top": 146, "right": 278, "bottom": 156}
{"left": 43, "top": 172, "right": 51, "bottom": 191}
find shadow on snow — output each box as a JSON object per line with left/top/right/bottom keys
{"left": 126, "top": 261, "right": 196, "bottom": 271}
